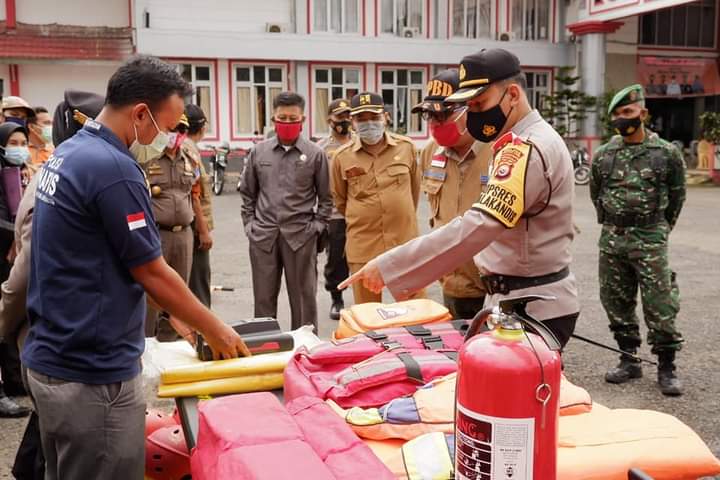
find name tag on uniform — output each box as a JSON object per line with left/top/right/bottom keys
{"left": 423, "top": 169, "right": 446, "bottom": 181}
{"left": 345, "top": 165, "right": 366, "bottom": 178}
{"left": 431, "top": 154, "right": 447, "bottom": 169}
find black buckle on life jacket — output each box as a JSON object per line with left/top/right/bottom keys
{"left": 405, "top": 325, "right": 432, "bottom": 337}
{"left": 365, "top": 331, "right": 388, "bottom": 342}
{"left": 381, "top": 340, "right": 403, "bottom": 351}
{"left": 421, "top": 335, "right": 445, "bottom": 350}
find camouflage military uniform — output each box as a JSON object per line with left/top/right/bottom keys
{"left": 590, "top": 132, "right": 686, "bottom": 354}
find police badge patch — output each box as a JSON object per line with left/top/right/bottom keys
{"left": 472, "top": 132, "right": 531, "bottom": 228}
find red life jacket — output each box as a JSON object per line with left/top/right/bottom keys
{"left": 190, "top": 393, "right": 394, "bottom": 480}
{"left": 284, "top": 320, "right": 470, "bottom": 404}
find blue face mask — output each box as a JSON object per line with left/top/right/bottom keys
{"left": 4, "top": 117, "right": 27, "bottom": 128}
{"left": 3, "top": 146, "right": 31, "bottom": 166}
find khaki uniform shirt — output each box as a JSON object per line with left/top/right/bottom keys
{"left": 142, "top": 145, "right": 197, "bottom": 228}
{"left": 184, "top": 139, "right": 214, "bottom": 231}
{"left": 376, "top": 110, "right": 579, "bottom": 321}
{"left": 331, "top": 132, "right": 420, "bottom": 264}
{"left": 317, "top": 133, "right": 354, "bottom": 220}
{"left": 420, "top": 139, "right": 491, "bottom": 298}
{"left": 240, "top": 136, "right": 332, "bottom": 252}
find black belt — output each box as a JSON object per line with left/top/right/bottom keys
{"left": 156, "top": 223, "right": 189, "bottom": 232}
{"left": 481, "top": 267, "right": 570, "bottom": 295}
{"left": 603, "top": 211, "right": 663, "bottom": 228}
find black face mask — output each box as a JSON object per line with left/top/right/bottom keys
{"left": 331, "top": 120, "right": 351, "bottom": 135}
{"left": 611, "top": 116, "right": 642, "bottom": 137}
{"left": 466, "top": 89, "right": 512, "bottom": 143}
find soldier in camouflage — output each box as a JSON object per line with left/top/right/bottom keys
{"left": 590, "top": 84, "right": 686, "bottom": 396}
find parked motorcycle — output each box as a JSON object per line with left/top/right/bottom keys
{"left": 208, "top": 142, "right": 230, "bottom": 195}
{"left": 569, "top": 144, "right": 591, "bottom": 186}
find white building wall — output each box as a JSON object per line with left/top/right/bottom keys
{"left": 18, "top": 64, "right": 116, "bottom": 113}
{"left": 137, "top": 0, "right": 294, "bottom": 33}
{"left": 0, "top": 0, "right": 6, "bottom": 21}
{"left": 605, "top": 18, "right": 639, "bottom": 91}
{"left": 16, "top": 0, "right": 129, "bottom": 27}
{"left": 215, "top": 59, "right": 232, "bottom": 146}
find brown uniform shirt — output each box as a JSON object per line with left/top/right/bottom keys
{"left": 376, "top": 110, "right": 579, "bottom": 321}
{"left": 331, "top": 131, "right": 420, "bottom": 264}
{"left": 143, "top": 145, "right": 197, "bottom": 228}
{"left": 420, "top": 139, "right": 491, "bottom": 298}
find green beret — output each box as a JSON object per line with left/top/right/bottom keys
{"left": 608, "top": 84, "right": 645, "bottom": 115}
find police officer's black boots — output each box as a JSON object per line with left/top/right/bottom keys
{"left": 657, "top": 351, "right": 683, "bottom": 397}
{"left": 605, "top": 347, "right": 643, "bottom": 384}
{"left": 330, "top": 292, "right": 344, "bottom": 321}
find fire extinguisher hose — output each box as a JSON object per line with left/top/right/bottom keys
{"left": 570, "top": 333, "right": 658, "bottom": 365}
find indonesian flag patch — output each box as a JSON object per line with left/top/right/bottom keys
{"left": 127, "top": 212, "right": 148, "bottom": 231}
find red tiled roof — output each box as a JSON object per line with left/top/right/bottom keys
{"left": 0, "top": 22, "right": 133, "bottom": 61}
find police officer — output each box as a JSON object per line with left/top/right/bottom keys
{"left": 331, "top": 92, "right": 423, "bottom": 305}
{"left": 142, "top": 113, "right": 198, "bottom": 340}
{"left": 414, "top": 69, "right": 491, "bottom": 319}
{"left": 184, "top": 104, "right": 214, "bottom": 308}
{"left": 341, "top": 49, "right": 579, "bottom": 346}
{"left": 590, "top": 84, "right": 686, "bottom": 396}
{"left": 317, "top": 99, "right": 353, "bottom": 319}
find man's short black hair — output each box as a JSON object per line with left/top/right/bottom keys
{"left": 272, "top": 91, "right": 305, "bottom": 111}
{"left": 28, "top": 106, "right": 48, "bottom": 125}
{"left": 500, "top": 72, "right": 527, "bottom": 92}
{"left": 105, "top": 55, "right": 193, "bottom": 110}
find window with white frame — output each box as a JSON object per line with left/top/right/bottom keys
{"left": 313, "top": 66, "right": 362, "bottom": 135}
{"left": 511, "top": 0, "right": 550, "bottom": 41}
{"left": 526, "top": 71, "right": 550, "bottom": 110}
{"left": 313, "top": 0, "right": 361, "bottom": 33}
{"left": 380, "top": 68, "right": 425, "bottom": 136}
{"left": 452, "top": 0, "right": 492, "bottom": 39}
{"left": 232, "top": 65, "right": 287, "bottom": 137}
{"left": 381, "top": 0, "right": 424, "bottom": 37}
{"left": 176, "top": 63, "right": 215, "bottom": 137}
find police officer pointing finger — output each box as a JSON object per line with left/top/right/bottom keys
{"left": 341, "top": 49, "right": 579, "bottom": 346}
{"left": 414, "top": 69, "right": 491, "bottom": 319}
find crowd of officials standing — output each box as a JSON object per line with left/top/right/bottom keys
{"left": 0, "top": 48, "right": 685, "bottom": 479}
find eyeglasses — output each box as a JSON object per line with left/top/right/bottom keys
{"left": 421, "top": 106, "right": 467, "bottom": 123}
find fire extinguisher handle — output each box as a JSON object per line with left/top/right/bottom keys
{"left": 514, "top": 308, "right": 563, "bottom": 352}
{"left": 464, "top": 308, "right": 495, "bottom": 341}
{"left": 497, "top": 294, "right": 555, "bottom": 314}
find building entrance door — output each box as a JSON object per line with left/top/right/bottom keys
{"left": 646, "top": 98, "right": 697, "bottom": 146}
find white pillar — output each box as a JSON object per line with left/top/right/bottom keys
{"left": 580, "top": 32, "right": 606, "bottom": 137}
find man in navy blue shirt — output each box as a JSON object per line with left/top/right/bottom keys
{"left": 22, "top": 56, "right": 249, "bottom": 480}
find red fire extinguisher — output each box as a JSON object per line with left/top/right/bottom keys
{"left": 455, "top": 295, "right": 563, "bottom": 480}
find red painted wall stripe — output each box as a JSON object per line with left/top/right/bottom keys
{"left": 6, "top": 0, "right": 17, "bottom": 29}
{"left": 9, "top": 65, "right": 20, "bottom": 96}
